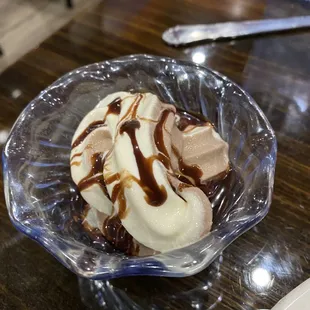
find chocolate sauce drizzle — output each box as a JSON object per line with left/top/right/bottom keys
{"left": 105, "top": 97, "right": 171, "bottom": 217}
{"left": 107, "top": 97, "right": 122, "bottom": 115}
{"left": 119, "top": 119, "right": 168, "bottom": 206}
{"left": 176, "top": 108, "right": 210, "bottom": 131}
{"left": 70, "top": 161, "right": 81, "bottom": 167}
{"left": 72, "top": 96, "right": 231, "bottom": 257}
{"left": 72, "top": 121, "right": 106, "bottom": 149}
{"left": 101, "top": 108, "right": 174, "bottom": 251}
{"left": 172, "top": 145, "right": 203, "bottom": 186}
{"left": 154, "top": 109, "right": 173, "bottom": 159}
{"left": 118, "top": 93, "right": 142, "bottom": 123}
{"left": 71, "top": 151, "right": 83, "bottom": 161}
{"left": 71, "top": 97, "right": 123, "bottom": 195}
{"left": 77, "top": 152, "right": 108, "bottom": 196}
{"left": 71, "top": 97, "right": 122, "bottom": 149}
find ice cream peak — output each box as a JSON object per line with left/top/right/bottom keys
{"left": 70, "top": 92, "right": 229, "bottom": 254}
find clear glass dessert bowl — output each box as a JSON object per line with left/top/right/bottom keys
{"left": 2, "top": 55, "right": 276, "bottom": 279}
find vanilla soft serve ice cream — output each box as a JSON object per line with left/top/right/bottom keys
{"left": 70, "top": 92, "right": 229, "bottom": 255}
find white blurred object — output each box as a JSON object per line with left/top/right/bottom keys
{"left": 272, "top": 278, "right": 310, "bottom": 310}
{"left": 163, "top": 16, "right": 310, "bottom": 46}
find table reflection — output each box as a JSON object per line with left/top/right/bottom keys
{"left": 192, "top": 51, "right": 206, "bottom": 64}
{"left": 79, "top": 255, "right": 224, "bottom": 309}
{"left": 252, "top": 267, "right": 272, "bottom": 288}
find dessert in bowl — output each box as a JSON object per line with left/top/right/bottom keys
{"left": 3, "top": 55, "right": 276, "bottom": 279}
{"left": 72, "top": 91, "right": 229, "bottom": 256}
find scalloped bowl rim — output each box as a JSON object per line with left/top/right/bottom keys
{"left": 2, "top": 54, "right": 277, "bottom": 279}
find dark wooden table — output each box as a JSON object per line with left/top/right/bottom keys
{"left": 0, "top": 0, "right": 309, "bottom": 309}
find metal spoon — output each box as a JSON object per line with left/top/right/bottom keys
{"left": 162, "top": 16, "right": 310, "bottom": 46}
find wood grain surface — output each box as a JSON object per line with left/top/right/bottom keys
{"left": 0, "top": 0, "right": 309, "bottom": 309}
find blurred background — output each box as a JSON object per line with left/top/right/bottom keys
{"left": 0, "top": 0, "right": 99, "bottom": 72}
{"left": 0, "top": 0, "right": 309, "bottom": 309}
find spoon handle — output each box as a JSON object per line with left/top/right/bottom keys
{"left": 162, "top": 16, "right": 310, "bottom": 46}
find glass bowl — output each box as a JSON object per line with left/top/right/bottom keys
{"left": 2, "top": 54, "right": 276, "bottom": 279}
